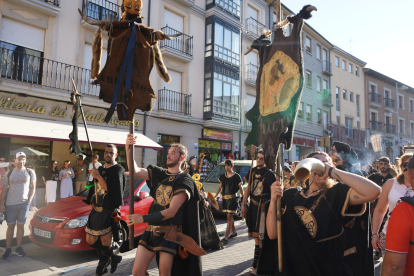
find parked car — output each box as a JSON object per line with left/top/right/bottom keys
{"left": 202, "top": 160, "right": 256, "bottom": 219}
{"left": 29, "top": 178, "right": 152, "bottom": 252}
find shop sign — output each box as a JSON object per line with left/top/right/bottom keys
{"left": 0, "top": 96, "right": 139, "bottom": 128}
{"left": 202, "top": 129, "right": 233, "bottom": 142}
{"left": 198, "top": 139, "right": 221, "bottom": 149}
{"left": 293, "top": 137, "right": 315, "bottom": 147}
{"left": 222, "top": 143, "right": 231, "bottom": 150}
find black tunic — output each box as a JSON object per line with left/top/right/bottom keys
{"left": 258, "top": 184, "right": 365, "bottom": 276}
{"left": 219, "top": 172, "right": 242, "bottom": 213}
{"left": 246, "top": 166, "right": 276, "bottom": 237}
{"left": 85, "top": 164, "right": 126, "bottom": 236}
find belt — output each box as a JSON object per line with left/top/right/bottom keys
{"left": 92, "top": 205, "right": 112, "bottom": 213}
{"left": 222, "top": 194, "right": 236, "bottom": 199}
{"left": 145, "top": 225, "right": 181, "bottom": 236}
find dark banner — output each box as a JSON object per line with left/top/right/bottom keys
{"left": 245, "top": 17, "right": 305, "bottom": 170}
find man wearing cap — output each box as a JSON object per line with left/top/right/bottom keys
{"left": 329, "top": 141, "right": 374, "bottom": 276}
{"left": 73, "top": 156, "right": 88, "bottom": 194}
{"left": 0, "top": 152, "right": 36, "bottom": 259}
{"left": 88, "top": 155, "right": 102, "bottom": 188}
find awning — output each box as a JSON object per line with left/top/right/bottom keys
{"left": 0, "top": 114, "right": 162, "bottom": 150}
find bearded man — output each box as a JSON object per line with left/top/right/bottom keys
{"left": 84, "top": 144, "right": 126, "bottom": 276}
{"left": 241, "top": 146, "right": 276, "bottom": 276}
{"left": 125, "top": 134, "right": 202, "bottom": 276}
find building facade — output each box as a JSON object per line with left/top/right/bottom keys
{"left": 330, "top": 46, "right": 367, "bottom": 158}
{"left": 364, "top": 68, "right": 414, "bottom": 160}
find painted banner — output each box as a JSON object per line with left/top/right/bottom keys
{"left": 202, "top": 129, "right": 233, "bottom": 142}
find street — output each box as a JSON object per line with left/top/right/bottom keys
{"left": 0, "top": 212, "right": 383, "bottom": 276}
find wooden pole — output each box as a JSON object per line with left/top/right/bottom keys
{"left": 276, "top": 143, "right": 284, "bottom": 272}
{"left": 129, "top": 116, "right": 135, "bottom": 250}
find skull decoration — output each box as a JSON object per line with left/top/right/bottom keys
{"left": 123, "top": 0, "right": 142, "bottom": 16}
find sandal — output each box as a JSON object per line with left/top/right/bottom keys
{"left": 229, "top": 233, "right": 237, "bottom": 238}
{"left": 221, "top": 238, "right": 228, "bottom": 244}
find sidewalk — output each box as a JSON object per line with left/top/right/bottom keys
{"left": 0, "top": 210, "right": 35, "bottom": 248}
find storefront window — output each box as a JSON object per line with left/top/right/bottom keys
{"left": 157, "top": 134, "right": 180, "bottom": 167}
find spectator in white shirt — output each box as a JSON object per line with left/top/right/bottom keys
{"left": 88, "top": 155, "right": 102, "bottom": 186}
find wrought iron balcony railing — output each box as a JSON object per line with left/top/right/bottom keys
{"left": 246, "top": 63, "right": 258, "bottom": 82}
{"left": 322, "top": 60, "right": 332, "bottom": 75}
{"left": 160, "top": 26, "right": 193, "bottom": 57}
{"left": 82, "top": 0, "right": 121, "bottom": 21}
{"left": 158, "top": 88, "right": 192, "bottom": 115}
{"left": 384, "top": 98, "right": 395, "bottom": 109}
{"left": 213, "top": 98, "right": 239, "bottom": 120}
{"left": 45, "top": 0, "right": 60, "bottom": 7}
{"left": 369, "top": 93, "right": 381, "bottom": 104}
{"left": 246, "top": 17, "right": 266, "bottom": 38}
{"left": 370, "top": 121, "right": 383, "bottom": 132}
{"left": 385, "top": 124, "right": 396, "bottom": 134}
{"left": 0, "top": 47, "right": 100, "bottom": 96}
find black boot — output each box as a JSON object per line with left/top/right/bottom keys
{"left": 110, "top": 254, "right": 122, "bottom": 274}
{"left": 251, "top": 244, "right": 261, "bottom": 270}
{"left": 96, "top": 246, "right": 111, "bottom": 276}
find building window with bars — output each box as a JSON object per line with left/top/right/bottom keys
{"left": 345, "top": 118, "right": 353, "bottom": 138}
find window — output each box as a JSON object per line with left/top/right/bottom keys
{"left": 343, "top": 89, "right": 347, "bottom": 100}
{"left": 317, "top": 108, "right": 322, "bottom": 124}
{"left": 205, "top": 24, "right": 212, "bottom": 57}
{"left": 355, "top": 67, "right": 359, "bottom": 76}
{"left": 357, "top": 121, "right": 360, "bottom": 130}
{"left": 356, "top": 95, "right": 360, "bottom": 117}
{"left": 336, "top": 87, "right": 340, "bottom": 111}
{"left": 398, "top": 94, "right": 404, "bottom": 109}
{"left": 370, "top": 84, "right": 376, "bottom": 93}
{"left": 214, "top": 23, "right": 240, "bottom": 66}
{"left": 214, "top": 0, "right": 241, "bottom": 17}
{"left": 322, "top": 49, "right": 327, "bottom": 62}
{"left": 213, "top": 72, "right": 240, "bottom": 118}
{"left": 306, "top": 70, "right": 312, "bottom": 87}
{"left": 410, "top": 98, "right": 414, "bottom": 112}
{"left": 305, "top": 36, "right": 311, "bottom": 53}
{"left": 306, "top": 105, "right": 311, "bottom": 121}
{"left": 384, "top": 89, "right": 390, "bottom": 99}
{"left": 345, "top": 118, "right": 353, "bottom": 137}
{"left": 350, "top": 92, "right": 354, "bottom": 102}
{"left": 342, "top": 60, "right": 346, "bottom": 70}
{"left": 399, "top": 118, "right": 405, "bottom": 134}
{"left": 316, "top": 45, "right": 321, "bottom": 60}
{"left": 298, "top": 102, "right": 303, "bottom": 119}
{"left": 411, "top": 122, "right": 414, "bottom": 135}
{"left": 337, "top": 115, "right": 340, "bottom": 124}
{"left": 335, "top": 56, "right": 339, "bottom": 67}
{"left": 348, "top": 64, "right": 352, "bottom": 73}
{"left": 322, "top": 79, "right": 328, "bottom": 92}
{"left": 317, "top": 76, "right": 322, "bottom": 92}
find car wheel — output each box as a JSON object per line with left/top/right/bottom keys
{"left": 113, "top": 227, "right": 128, "bottom": 255}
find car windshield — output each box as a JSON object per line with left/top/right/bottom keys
{"left": 204, "top": 165, "right": 250, "bottom": 183}
{"left": 76, "top": 177, "right": 145, "bottom": 199}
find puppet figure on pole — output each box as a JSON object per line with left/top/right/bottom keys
{"left": 242, "top": 2, "right": 316, "bottom": 275}
{"left": 68, "top": 1, "right": 183, "bottom": 275}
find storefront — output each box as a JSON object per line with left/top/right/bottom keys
{"left": 290, "top": 137, "right": 317, "bottom": 160}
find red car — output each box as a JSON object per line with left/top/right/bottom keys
{"left": 29, "top": 178, "right": 153, "bottom": 252}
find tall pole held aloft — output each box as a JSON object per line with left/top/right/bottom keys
{"left": 276, "top": 143, "right": 284, "bottom": 272}
{"left": 129, "top": 116, "right": 135, "bottom": 250}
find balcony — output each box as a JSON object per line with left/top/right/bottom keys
{"left": 384, "top": 98, "right": 395, "bottom": 111}
{"left": 0, "top": 47, "right": 100, "bottom": 96}
{"left": 245, "top": 18, "right": 266, "bottom": 40}
{"left": 369, "top": 92, "right": 381, "bottom": 107}
{"left": 213, "top": 98, "right": 239, "bottom": 122}
{"left": 81, "top": 0, "right": 121, "bottom": 31}
{"left": 158, "top": 88, "right": 191, "bottom": 116}
{"left": 159, "top": 26, "right": 193, "bottom": 63}
{"left": 245, "top": 63, "right": 258, "bottom": 87}
{"left": 370, "top": 121, "right": 383, "bottom": 132}
{"left": 322, "top": 60, "right": 333, "bottom": 76}
{"left": 323, "top": 93, "right": 333, "bottom": 107}
{"left": 13, "top": 0, "right": 61, "bottom": 16}
{"left": 384, "top": 124, "right": 396, "bottom": 134}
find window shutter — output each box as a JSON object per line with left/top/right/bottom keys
{"left": 0, "top": 18, "right": 45, "bottom": 52}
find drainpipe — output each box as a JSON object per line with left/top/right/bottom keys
{"left": 147, "top": 0, "right": 151, "bottom": 26}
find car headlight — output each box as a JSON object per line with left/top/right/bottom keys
{"left": 64, "top": 216, "right": 89, "bottom": 229}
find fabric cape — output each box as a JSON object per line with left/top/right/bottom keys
{"left": 257, "top": 188, "right": 353, "bottom": 276}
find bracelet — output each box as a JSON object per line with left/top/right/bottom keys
{"left": 372, "top": 233, "right": 379, "bottom": 237}
{"left": 328, "top": 166, "right": 334, "bottom": 178}
{"left": 143, "top": 212, "right": 165, "bottom": 224}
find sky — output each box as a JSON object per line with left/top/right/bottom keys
{"left": 285, "top": 0, "right": 414, "bottom": 87}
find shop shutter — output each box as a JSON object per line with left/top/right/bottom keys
{"left": 0, "top": 18, "right": 45, "bottom": 52}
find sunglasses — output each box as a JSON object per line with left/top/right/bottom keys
{"left": 0, "top": 159, "right": 5, "bottom": 162}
